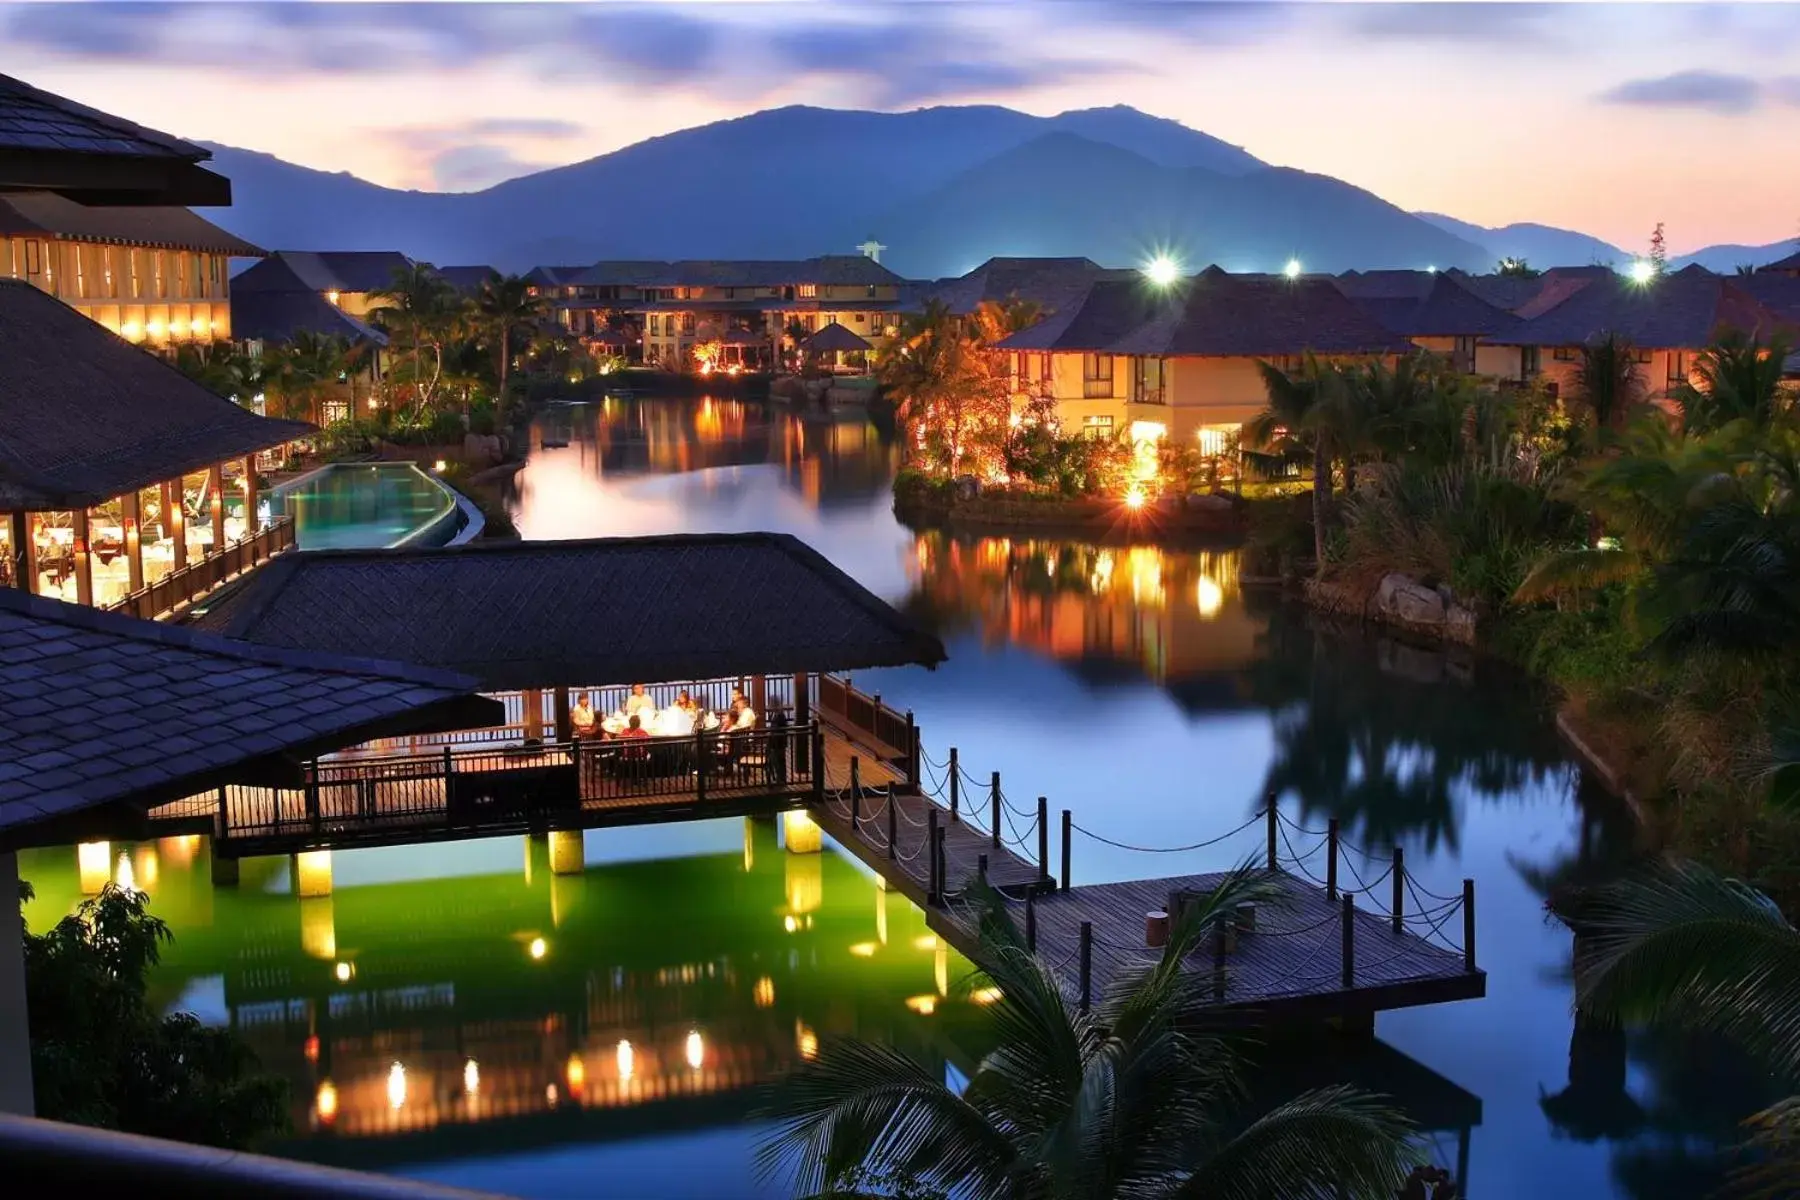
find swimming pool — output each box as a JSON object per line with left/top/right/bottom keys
{"left": 270, "top": 462, "right": 462, "bottom": 550}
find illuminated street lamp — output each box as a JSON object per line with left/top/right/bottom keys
{"left": 1627, "top": 259, "right": 1656, "bottom": 285}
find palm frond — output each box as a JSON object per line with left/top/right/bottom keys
{"left": 1169, "top": 1085, "right": 1420, "bottom": 1200}
{"left": 1512, "top": 545, "right": 1643, "bottom": 602}
{"left": 1733, "top": 1096, "right": 1800, "bottom": 1200}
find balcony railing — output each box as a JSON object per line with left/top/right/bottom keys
{"left": 814, "top": 674, "right": 918, "bottom": 778}
{"left": 107, "top": 516, "right": 295, "bottom": 622}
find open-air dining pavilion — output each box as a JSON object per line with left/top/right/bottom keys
{"left": 0, "top": 278, "right": 311, "bottom": 617}
{"left": 171, "top": 532, "right": 948, "bottom": 854}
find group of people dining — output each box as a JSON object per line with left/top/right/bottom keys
{"left": 569, "top": 684, "right": 760, "bottom": 743}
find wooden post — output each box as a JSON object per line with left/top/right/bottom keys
{"left": 927, "top": 808, "right": 940, "bottom": 904}
{"left": 71, "top": 508, "right": 92, "bottom": 605}
{"left": 1037, "top": 796, "right": 1049, "bottom": 884}
{"left": 1341, "top": 893, "right": 1355, "bottom": 989}
{"left": 990, "top": 772, "right": 1001, "bottom": 848}
{"left": 1060, "top": 809, "right": 1072, "bottom": 891}
{"left": 6, "top": 512, "right": 34, "bottom": 592}
{"left": 121, "top": 490, "right": 143, "bottom": 593}
{"left": 1025, "top": 894, "right": 1037, "bottom": 951}
{"left": 793, "top": 672, "right": 810, "bottom": 725}
{"left": 886, "top": 782, "right": 898, "bottom": 860}
{"left": 695, "top": 728, "right": 708, "bottom": 805}
{"left": 1078, "top": 921, "right": 1093, "bottom": 1012}
{"left": 1391, "top": 845, "right": 1405, "bottom": 934}
{"left": 552, "top": 686, "right": 572, "bottom": 743}
{"left": 907, "top": 711, "right": 920, "bottom": 785}
{"left": 849, "top": 756, "right": 862, "bottom": 826}
{"left": 977, "top": 853, "right": 988, "bottom": 885}
{"left": 751, "top": 673, "right": 767, "bottom": 717}
{"left": 243, "top": 455, "right": 260, "bottom": 533}
{"left": 1265, "top": 797, "right": 1278, "bottom": 872}
{"left": 303, "top": 764, "right": 319, "bottom": 829}
{"left": 207, "top": 463, "right": 225, "bottom": 555}
{"left": 948, "top": 747, "right": 959, "bottom": 820}
{"left": 163, "top": 480, "right": 187, "bottom": 571}
{"left": 811, "top": 726, "right": 825, "bottom": 804}
{"left": 1463, "top": 878, "right": 1477, "bottom": 971}
{"left": 935, "top": 826, "right": 947, "bottom": 903}
{"left": 1326, "top": 818, "right": 1340, "bottom": 901}
{"left": 523, "top": 688, "right": 544, "bottom": 741}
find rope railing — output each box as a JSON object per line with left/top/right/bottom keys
{"left": 1068, "top": 810, "right": 1261, "bottom": 854}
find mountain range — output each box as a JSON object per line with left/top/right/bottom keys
{"left": 192, "top": 103, "right": 1797, "bottom": 280}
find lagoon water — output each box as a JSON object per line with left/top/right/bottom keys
{"left": 17, "top": 395, "right": 1770, "bottom": 1198}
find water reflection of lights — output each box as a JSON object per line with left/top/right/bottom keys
{"left": 754, "top": 976, "right": 776, "bottom": 1007}
{"left": 783, "top": 914, "right": 799, "bottom": 933}
{"left": 528, "top": 936, "right": 548, "bottom": 960}
{"left": 1196, "top": 575, "right": 1224, "bottom": 618}
{"left": 386, "top": 1062, "right": 407, "bottom": 1110}
{"left": 114, "top": 851, "right": 136, "bottom": 893}
{"left": 913, "top": 935, "right": 938, "bottom": 951}
{"left": 463, "top": 1059, "right": 480, "bottom": 1095}
{"left": 316, "top": 1080, "right": 338, "bottom": 1123}
{"left": 848, "top": 941, "right": 878, "bottom": 957}
{"left": 616, "top": 1039, "right": 635, "bottom": 1082}
{"left": 796, "top": 1022, "right": 819, "bottom": 1060}
{"left": 685, "top": 1030, "right": 705, "bottom": 1071}
{"left": 334, "top": 961, "right": 354, "bottom": 983}
{"left": 566, "top": 1054, "right": 586, "bottom": 1093}
{"left": 972, "top": 986, "right": 1004, "bottom": 1005}
{"left": 905, "top": 995, "right": 937, "bottom": 1015}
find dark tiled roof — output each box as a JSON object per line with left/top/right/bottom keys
{"left": 0, "top": 191, "right": 263, "bottom": 254}
{"left": 0, "top": 587, "right": 499, "bottom": 841}
{"left": 436, "top": 264, "right": 500, "bottom": 294}
{"left": 231, "top": 287, "right": 387, "bottom": 346}
{"left": 0, "top": 73, "right": 207, "bottom": 160}
{"left": 232, "top": 250, "right": 413, "bottom": 296}
{"left": 1333, "top": 270, "right": 1435, "bottom": 301}
{"left": 804, "top": 321, "right": 872, "bottom": 352}
{"left": 560, "top": 256, "right": 904, "bottom": 291}
{"left": 0, "top": 279, "right": 313, "bottom": 510}
{"left": 191, "top": 533, "right": 948, "bottom": 690}
{"left": 994, "top": 277, "right": 1166, "bottom": 352}
{"left": 1739, "top": 273, "right": 1800, "bottom": 321}
{"left": 925, "top": 256, "right": 1133, "bottom": 317}
{"left": 523, "top": 265, "right": 588, "bottom": 287}
{"left": 569, "top": 260, "right": 672, "bottom": 287}
{"left": 1340, "top": 273, "right": 1522, "bottom": 338}
{"left": 1761, "top": 250, "right": 1800, "bottom": 273}
{"left": 1446, "top": 266, "right": 1615, "bottom": 315}
{"left": 1487, "top": 265, "right": 1797, "bottom": 348}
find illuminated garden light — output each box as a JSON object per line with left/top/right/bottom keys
{"left": 1283, "top": 259, "right": 1303, "bottom": 280}
{"left": 1124, "top": 484, "right": 1147, "bottom": 510}
{"left": 1627, "top": 259, "right": 1656, "bottom": 285}
{"left": 1142, "top": 254, "right": 1182, "bottom": 286}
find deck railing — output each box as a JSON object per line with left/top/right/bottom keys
{"left": 815, "top": 673, "right": 918, "bottom": 777}
{"left": 191, "top": 722, "right": 824, "bottom": 846}
{"left": 107, "top": 516, "right": 296, "bottom": 622}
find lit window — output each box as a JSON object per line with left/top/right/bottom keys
{"left": 1082, "top": 414, "right": 1115, "bottom": 440}
{"left": 797, "top": 283, "right": 818, "bottom": 299}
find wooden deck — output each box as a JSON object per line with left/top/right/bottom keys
{"left": 813, "top": 787, "right": 1485, "bottom": 1024}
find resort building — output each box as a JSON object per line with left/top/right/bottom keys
{"left": 1333, "top": 270, "right": 1521, "bottom": 375}
{"left": 230, "top": 249, "right": 412, "bottom": 339}
{"left": 534, "top": 254, "right": 907, "bottom": 369}
{"left": 921, "top": 256, "right": 1136, "bottom": 317}
{"left": 1483, "top": 264, "right": 1796, "bottom": 400}
{"left": 995, "top": 266, "right": 1412, "bottom": 456}
{"left": 1758, "top": 249, "right": 1800, "bottom": 278}
{"left": 0, "top": 278, "right": 310, "bottom": 615}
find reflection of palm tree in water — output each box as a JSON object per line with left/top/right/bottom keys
{"left": 1249, "top": 611, "right": 1573, "bottom": 854}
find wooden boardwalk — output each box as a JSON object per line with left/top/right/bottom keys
{"left": 812, "top": 787, "right": 1485, "bottom": 1023}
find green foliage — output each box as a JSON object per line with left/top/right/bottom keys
{"left": 1672, "top": 329, "right": 1795, "bottom": 436}
{"left": 759, "top": 870, "right": 1420, "bottom": 1198}
{"left": 1497, "top": 258, "right": 1539, "bottom": 278}
{"left": 22, "top": 882, "right": 287, "bottom": 1148}
{"left": 879, "top": 299, "right": 1039, "bottom": 479}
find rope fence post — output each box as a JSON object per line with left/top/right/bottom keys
{"left": 1025, "top": 894, "right": 1037, "bottom": 952}
{"left": 849, "top": 756, "right": 862, "bottom": 826}
{"left": 1463, "top": 879, "right": 1477, "bottom": 972}
{"left": 1341, "top": 893, "right": 1355, "bottom": 989}
{"left": 1326, "top": 817, "right": 1340, "bottom": 901}
{"left": 1060, "top": 809, "right": 1072, "bottom": 891}
{"left": 886, "top": 783, "right": 898, "bottom": 860}
{"left": 1079, "top": 921, "right": 1093, "bottom": 1013}
{"left": 948, "top": 747, "right": 959, "bottom": 821}
{"left": 989, "top": 772, "right": 1001, "bottom": 848}
{"left": 926, "top": 808, "right": 940, "bottom": 904}
{"left": 1265, "top": 797, "right": 1278, "bottom": 872}
{"left": 907, "top": 710, "right": 920, "bottom": 785}
{"left": 1391, "top": 845, "right": 1405, "bottom": 934}
{"left": 1037, "top": 796, "right": 1049, "bottom": 885}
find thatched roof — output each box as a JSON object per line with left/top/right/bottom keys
{"left": 804, "top": 321, "right": 872, "bottom": 353}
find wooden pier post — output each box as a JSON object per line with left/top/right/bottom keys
{"left": 1391, "top": 845, "right": 1405, "bottom": 934}
{"left": 948, "top": 748, "right": 959, "bottom": 821}
{"left": 1326, "top": 818, "right": 1340, "bottom": 901}
{"left": 990, "top": 773, "right": 1001, "bottom": 848}
{"left": 1341, "top": 893, "right": 1355, "bottom": 988}
{"left": 927, "top": 808, "right": 940, "bottom": 904}
{"left": 1463, "top": 878, "right": 1477, "bottom": 971}
{"left": 1265, "top": 797, "right": 1278, "bottom": 871}
{"left": 1078, "top": 921, "right": 1093, "bottom": 1012}
{"left": 978, "top": 853, "right": 988, "bottom": 885}
{"left": 935, "top": 826, "right": 947, "bottom": 902}
{"left": 1025, "top": 894, "right": 1037, "bottom": 951}
{"left": 811, "top": 727, "right": 825, "bottom": 804}
{"left": 1060, "top": 809, "right": 1071, "bottom": 891}
{"left": 1037, "top": 796, "right": 1049, "bottom": 885}
{"left": 849, "top": 756, "right": 862, "bottom": 825}
{"left": 907, "top": 712, "right": 920, "bottom": 787}
{"left": 886, "top": 783, "right": 898, "bottom": 860}
{"left": 303, "top": 763, "right": 319, "bottom": 830}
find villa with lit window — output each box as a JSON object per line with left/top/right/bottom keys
{"left": 996, "top": 266, "right": 1412, "bottom": 468}
{"left": 1333, "top": 270, "right": 1522, "bottom": 375}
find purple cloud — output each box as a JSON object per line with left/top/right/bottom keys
{"left": 1599, "top": 70, "right": 1765, "bottom": 114}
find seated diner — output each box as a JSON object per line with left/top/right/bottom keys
{"left": 571, "top": 695, "right": 598, "bottom": 738}
{"left": 624, "top": 684, "right": 656, "bottom": 721}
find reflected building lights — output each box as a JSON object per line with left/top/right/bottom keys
{"left": 386, "top": 1062, "right": 407, "bottom": 1110}
{"left": 114, "top": 850, "right": 136, "bottom": 893}
{"left": 754, "top": 976, "right": 776, "bottom": 1007}
{"left": 463, "top": 1059, "right": 480, "bottom": 1096}
{"left": 565, "top": 1054, "right": 586, "bottom": 1094}
{"left": 796, "top": 1022, "right": 819, "bottom": 1060}
{"left": 616, "top": 1039, "right": 635, "bottom": 1082}
{"left": 315, "top": 1080, "right": 338, "bottom": 1123}
{"left": 685, "top": 1030, "right": 705, "bottom": 1071}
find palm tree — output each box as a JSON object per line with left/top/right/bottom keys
{"left": 1247, "top": 356, "right": 1343, "bottom": 575}
{"left": 170, "top": 342, "right": 260, "bottom": 405}
{"left": 264, "top": 330, "right": 353, "bottom": 424}
{"left": 1571, "top": 333, "right": 1646, "bottom": 440}
{"left": 367, "top": 262, "right": 461, "bottom": 420}
{"left": 759, "top": 870, "right": 1420, "bottom": 1199}
{"left": 474, "top": 274, "right": 543, "bottom": 404}
{"left": 1673, "top": 329, "right": 1795, "bottom": 436}
{"left": 1548, "top": 862, "right": 1800, "bottom": 1198}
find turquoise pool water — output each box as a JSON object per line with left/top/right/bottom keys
{"left": 272, "top": 463, "right": 459, "bottom": 550}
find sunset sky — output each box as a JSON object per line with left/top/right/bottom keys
{"left": 4, "top": 1, "right": 1799, "bottom": 253}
